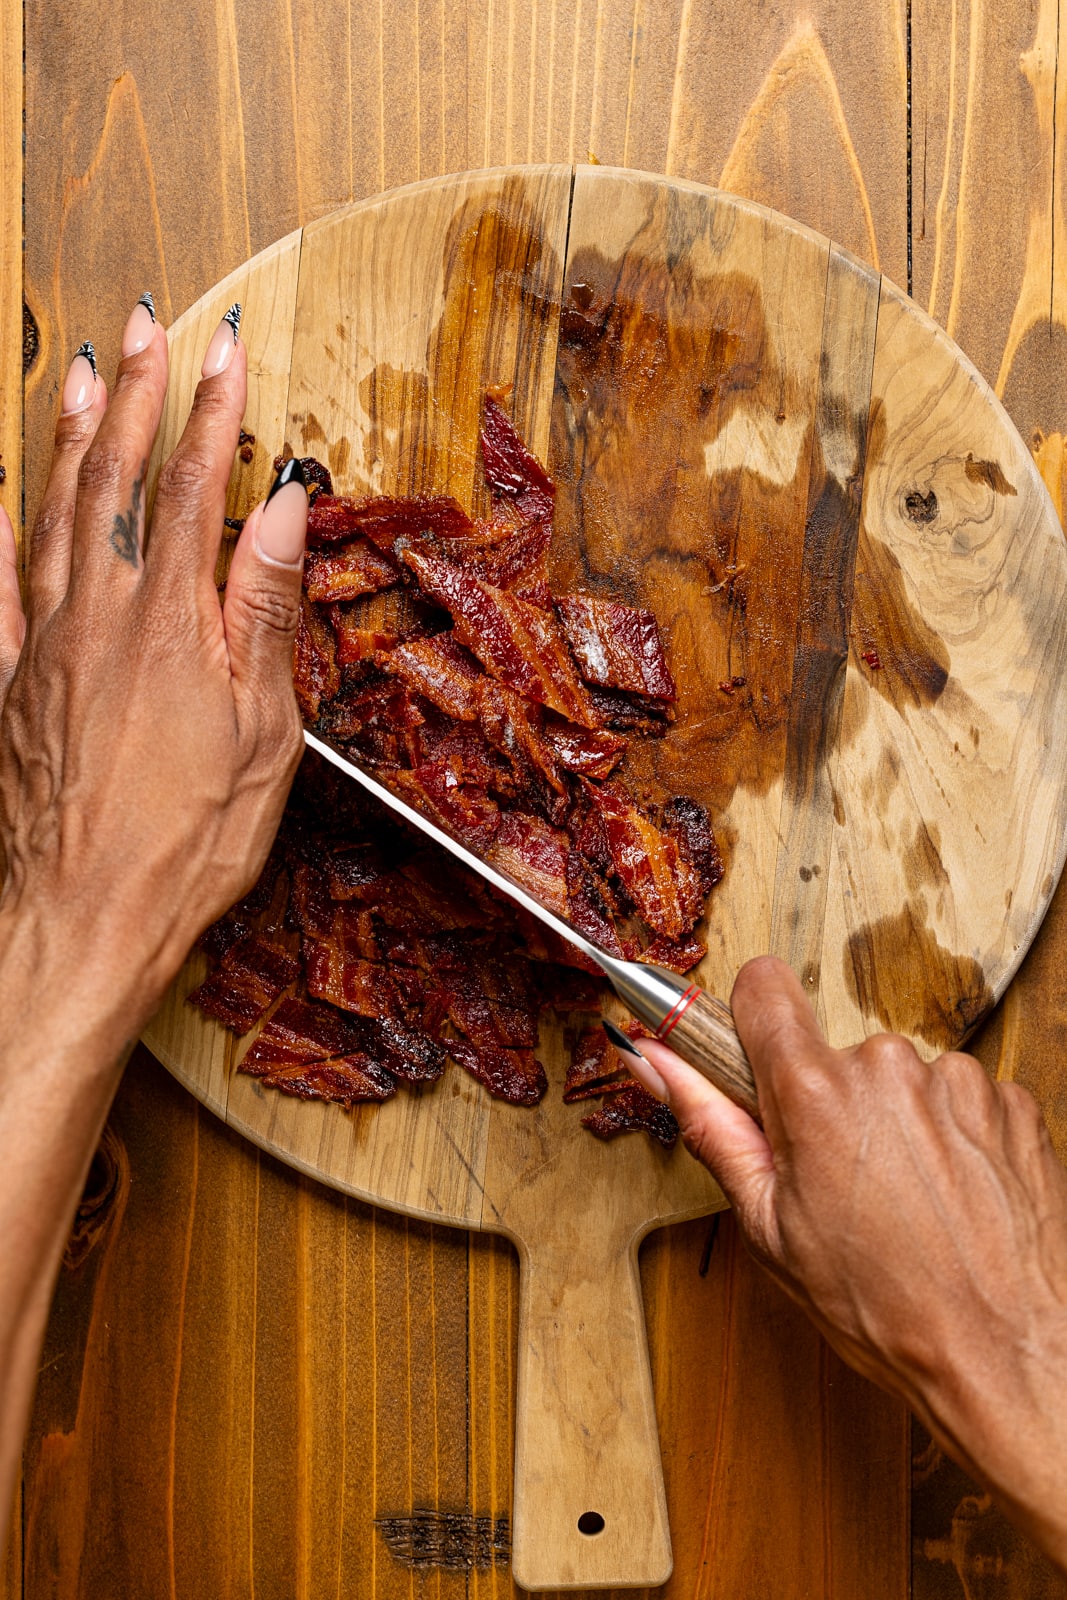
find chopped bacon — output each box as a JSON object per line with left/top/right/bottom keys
{"left": 544, "top": 722, "right": 627, "bottom": 779}
{"left": 401, "top": 549, "right": 599, "bottom": 728}
{"left": 661, "top": 796, "right": 724, "bottom": 895}
{"left": 304, "top": 941, "right": 405, "bottom": 1020}
{"left": 241, "top": 998, "right": 396, "bottom": 1104}
{"left": 304, "top": 540, "right": 400, "bottom": 603}
{"left": 641, "top": 932, "right": 708, "bottom": 973}
{"left": 447, "top": 1038, "right": 547, "bottom": 1105}
{"left": 487, "top": 812, "right": 570, "bottom": 919}
{"left": 197, "top": 915, "right": 254, "bottom": 963}
{"left": 565, "top": 854, "right": 629, "bottom": 957}
{"left": 584, "top": 780, "right": 703, "bottom": 941}
{"left": 294, "top": 596, "right": 341, "bottom": 722}
{"left": 307, "top": 491, "right": 474, "bottom": 547}
{"left": 586, "top": 685, "right": 673, "bottom": 735}
{"left": 330, "top": 616, "right": 400, "bottom": 668}
{"left": 581, "top": 1082, "right": 679, "bottom": 1147}
{"left": 391, "top": 633, "right": 484, "bottom": 721}
{"left": 202, "top": 395, "right": 724, "bottom": 1144}
{"left": 186, "top": 936, "right": 298, "bottom": 1033}
{"left": 480, "top": 395, "right": 555, "bottom": 524}
{"left": 556, "top": 595, "right": 677, "bottom": 700}
{"left": 389, "top": 760, "right": 500, "bottom": 850}
{"left": 563, "top": 1025, "right": 628, "bottom": 1102}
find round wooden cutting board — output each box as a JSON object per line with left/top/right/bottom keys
{"left": 142, "top": 165, "right": 1067, "bottom": 1590}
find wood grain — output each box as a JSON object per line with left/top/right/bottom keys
{"left": 24, "top": 0, "right": 1067, "bottom": 1595}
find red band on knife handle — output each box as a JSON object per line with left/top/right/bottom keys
{"left": 655, "top": 984, "right": 701, "bottom": 1042}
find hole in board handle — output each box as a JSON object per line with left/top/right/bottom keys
{"left": 577, "top": 1512, "right": 605, "bottom": 1536}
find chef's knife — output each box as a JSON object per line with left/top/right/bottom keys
{"left": 303, "top": 728, "right": 760, "bottom": 1123}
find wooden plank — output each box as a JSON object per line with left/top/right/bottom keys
{"left": 911, "top": 0, "right": 1067, "bottom": 1590}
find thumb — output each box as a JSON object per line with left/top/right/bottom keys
{"left": 0, "top": 504, "right": 25, "bottom": 702}
{"left": 625, "top": 1031, "right": 779, "bottom": 1244}
{"left": 223, "top": 458, "right": 308, "bottom": 695}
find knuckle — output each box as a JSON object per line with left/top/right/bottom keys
{"left": 1000, "top": 1080, "right": 1043, "bottom": 1124}
{"left": 31, "top": 496, "right": 69, "bottom": 553}
{"left": 232, "top": 583, "right": 301, "bottom": 641}
{"left": 857, "top": 1032, "right": 920, "bottom": 1076}
{"left": 76, "top": 440, "right": 130, "bottom": 498}
{"left": 155, "top": 447, "right": 216, "bottom": 504}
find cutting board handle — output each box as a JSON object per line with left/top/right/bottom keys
{"left": 511, "top": 1237, "right": 672, "bottom": 1590}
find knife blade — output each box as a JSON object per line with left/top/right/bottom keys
{"left": 303, "top": 728, "right": 759, "bottom": 1122}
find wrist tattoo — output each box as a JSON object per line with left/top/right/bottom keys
{"left": 110, "top": 461, "right": 146, "bottom": 567}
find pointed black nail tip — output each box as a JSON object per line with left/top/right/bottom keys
{"left": 223, "top": 302, "right": 242, "bottom": 342}
{"left": 603, "top": 1018, "right": 644, "bottom": 1057}
{"left": 266, "top": 455, "right": 307, "bottom": 503}
{"left": 137, "top": 291, "right": 156, "bottom": 323}
{"left": 75, "top": 340, "right": 97, "bottom": 377}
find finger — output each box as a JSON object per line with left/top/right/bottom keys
{"left": 67, "top": 302, "right": 170, "bottom": 589}
{"left": 729, "top": 956, "right": 836, "bottom": 1138}
{"left": 0, "top": 505, "right": 25, "bottom": 696}
{"left": 626, "top": 1033, "right": 779, "bottom": 1241}
{"left": 223, "top": 457, "right": 307, "bottom": 716}
{"left": 28, "top": 344, "right": 108, "bottom": 617}
{"left": 144, "top": 304, "right": 246, "bottom": 590}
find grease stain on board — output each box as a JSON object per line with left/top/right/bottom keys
{"left": 845, "top": 908, "right": 993, "bottom": 1049}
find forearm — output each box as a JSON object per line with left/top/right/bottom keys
{"left": 0, "top": 899, "right": 143, "bottom": 1528}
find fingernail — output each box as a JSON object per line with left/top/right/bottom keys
{"left": 202, "top": 302, "right": 242, "bottom": 377}
{"left": 256, "top": 456, "right": 308, "bottom": 567}
{"left": 603, "top": 1018, "right": 670, "bottom": 1099}
{"left": 121, "top": 292, "right": 156, "bottom": 357}
{"left": 61, "top": 342, "right": 97, "bottom": 414}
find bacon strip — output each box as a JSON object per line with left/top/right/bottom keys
{"left": 447, "top": 1038, "right": 547, "bottom": 1105}
{"left": 556, "top": 595, "right": 677, "bottom": 700}
{"left": 401, "top": 549, "right": 600, "bottom": 728}
{"left": 563, "top": 1025, "right": 628, "bottom": 1102}
{"left": 480, "top": 395, "right": 555, "bottom": 524}
{"left": 241, "top": 998, "right": 397, "bottom": 1104}
{"left": 186, "top": 936, "right": 298, "bottom": 1033}
{"left": 307, "top": 492, "right": 474, "bottom": 547}
{"left": 304, "top": 540, "right": 400, "bottom": 603}
{"left": 583, "top": 780, "right": 703, "bottom": 941}
{"left": 581, "top": 1082, "right": 679, "bottom": 1147}
{"left": 487, "top": 812, "right": 570, "bottom": 919}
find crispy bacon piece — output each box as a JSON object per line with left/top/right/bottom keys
{"left": 661, "top": 796, "right": 724, "bottom": 896}
{"left": 241, "top": 998, "right": 396, "bottom": 1104}
{"left": 565, "top": 854, "right": 629, "bottom": 957}
{"left": 391, "top": 633, "right": 484, "bottom": 721}
{"left": 432, "top": 955, "right": 540, "bottom": 1048}
{"left": 641, "top": 932, "right": 708, "bottom": 973}
{"left": 307, "top": 492, "right": 474, "bottom": 547}
{"left": 544, "top": 722, "right": 627, "bottom": 779}
{"left": 584, "top": 780, "right": 703, "bottom": 941}
{"left": 581, "top": 1082, "right": 679, "bottom": 1148}
{"left": 586, "top": 685, "right": 673, "bottom": 735}
{"left": 186, "top": 936, "right": 298, "bottom": 1033}
{"left": 511, "top": 908, "right": 602, "bottom": 975}
{"left": 468, "top": 518, "right": 553, "bottom": 589}
{"left": 294, "top": 596, "right": 341, "bottom": 721}
{"left": 563, "top": 1025, "right": 628, "bottom": 1102}
{"left": 330, "top": 616, "right": 400, "bottom": 668}
{"left": 487, "top": 812, "right": 570, "bottom": 919}
{"left": 197, "top": 915, "right": 254, "bottom": 963}
{"left": 447, "top": 1038, "right": 547, "bottom": 1105}
{"left": 556, "top": 595, "right": 677, "bottom": 700}
{"left": 304, "top": 540, "right": 400, "bottom": 603}
{"left": 480, "top": 395, "right": 555, "bottom": 524}
{"left": 401, "top": 549, "right": 599, "bottom": 728}
{"left": 389, "top": 760, "right": 500, "bottom": 850}
{"left": 304, "top": 941, "right": 405, "bottom": 1020}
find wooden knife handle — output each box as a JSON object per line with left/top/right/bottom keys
{"left": 656, "top": 987, "right": 761, "bottom": 1125}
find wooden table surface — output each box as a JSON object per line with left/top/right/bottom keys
{"left": 3, "top": 2, "right": 1067, "bottom": 1596}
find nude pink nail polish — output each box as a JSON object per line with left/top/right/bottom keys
{"left": 201, "top": 303, "right": 242, "bottom": 377}
{"left": 121, "top": 292, "right": 156, "bottom": 357}
{"left": 61, "top": 343, "right": 97, "bottom": 414}
{"left": 256, "top": 457, "right": 308, "bottom": 567}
